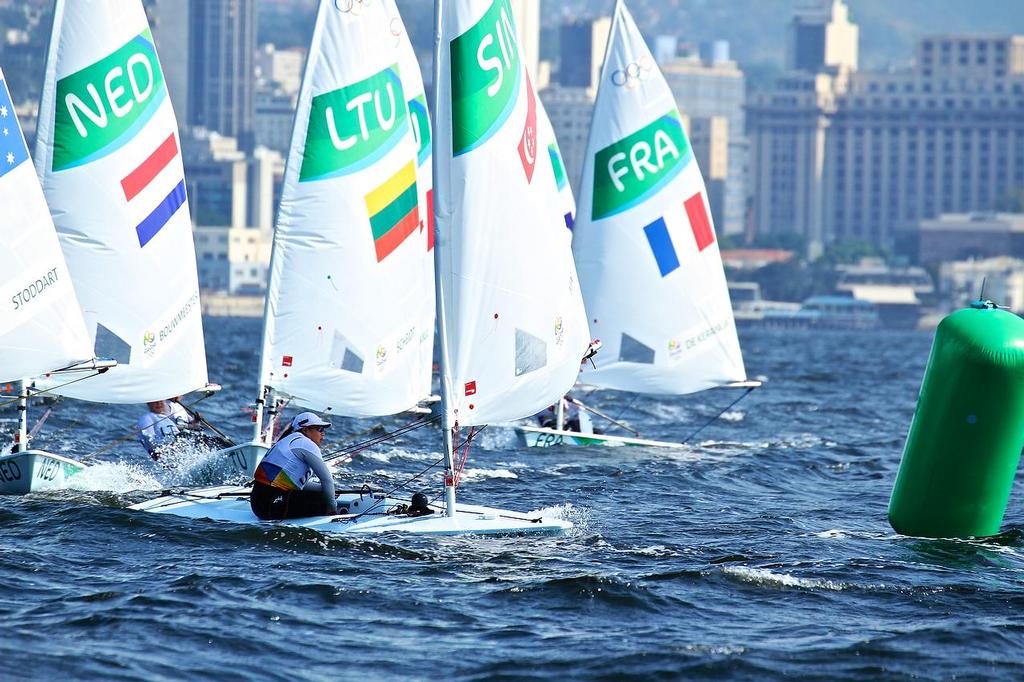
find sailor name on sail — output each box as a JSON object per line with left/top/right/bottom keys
{"left": 157, "top": 292, "right": 199, "bottom": 344}
{"left": 607, "top": 129, "right": 680, "bottom": 193}
{"left": 325, "top": 82, "right": 398, "bottom": 151}
{"left": 10, "top": 268, "right": 59, "bottom": 311}
{"left": 64, "top": 52, "right": 155, "bottom": 138}
{"left": 476, "top": 4, "right": 517, "bottom": 97}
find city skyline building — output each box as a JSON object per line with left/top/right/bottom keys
{"left": 558, "top": 17, "right": 611, "bottom": 90}
{"left": 747, "top": 0, "right": 1024, "bottom": 260}
{"left": 187, "top": 0, "right": 256, "bottom": 146}
{"left": 512, "top": 0, "right": 541, "bottom": 85}
{"left": 153, "top": 0, "right": 189, "bottom": 122}
{"left": 661, "top": 44, "right": 748, "bottom": 236}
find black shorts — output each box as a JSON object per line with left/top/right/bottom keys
{"left": 250, "top": 481, "right": 332, "bottom": 520}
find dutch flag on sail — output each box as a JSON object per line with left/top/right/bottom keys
{"left": 120, "top": 132, "right": 186, "bottom": 248}
{"left": 0, "top": 76, "right": 29, "bottom": 180}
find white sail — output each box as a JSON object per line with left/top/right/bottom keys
{"left": 34, "top": 0, "right": 208, "bottom": 403}
{"left": 538, "top": 105, "right": 576, "bottom": 238}
{"left": 257, "top": 0, "right": 433, "bottom": 416}
{"left": 0, "top": 70, "right": 92, "bottom": 383}
{"left": 435, "top": 0, "right": 590, "bottom": 427}
{"left": 572, "top": 1, "right": 746, "bottom": 395}
{"left": 384, "top": 0, "right": 435, "bottom": 401}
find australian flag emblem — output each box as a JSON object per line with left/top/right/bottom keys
{"left": 0, "top": 75, "right": 30, "bottom": 180}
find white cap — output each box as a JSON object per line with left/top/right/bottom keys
{"left": 290, "top": 411, "right": 332, "bottom": 430}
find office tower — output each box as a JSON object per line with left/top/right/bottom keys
{"left": 559, "top": 17, "right": 611, "bottom": 89}
{"left": 513, "top": 0, "right": 541, "bottom": 84}
{"left": 153, "top": 0, "right": 189, "bottom": 122}
{"left": 789, "top": 0, "right": 858, "bottom": 73}
{"left": 188, "top": 0, "right": 256, "bottom": 146}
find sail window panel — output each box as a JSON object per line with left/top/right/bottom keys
{"left": 94, "top": 324, "right": 131, "bottom": 365}
{"left": 331, "top": 331, "right": 364, "bottom": 374}
{"left": 619, "top": 333, "right": 655, "bottom": 365}
{"left": 515, "top": 328, "right": 547, "bottom": 376}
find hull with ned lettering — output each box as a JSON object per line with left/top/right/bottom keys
{"left": 0, "top": 449, "right": 86, "bottom": 495}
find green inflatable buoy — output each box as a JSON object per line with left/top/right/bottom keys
{"left": 889, "top": 301, "right": 1024, "bottom": 538}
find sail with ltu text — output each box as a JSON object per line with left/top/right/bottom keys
{"left": 256, "top": 0, "right": 434, "bottom": 416}
{"left": 0, "top": 68, "right": 92, "bottom": 382}
{"left": 572, "top": 0, "right": 747, "bottom": 395}
{"left": 34, "top": 0, "right": 208, "bottom": 402}
{"left": 435, "top": 0, "right": 590, "bottom": 427}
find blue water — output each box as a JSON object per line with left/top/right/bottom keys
{"left": 2, "top": 319, "right": 1023, "bottom": 680}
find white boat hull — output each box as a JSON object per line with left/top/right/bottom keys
{"left": 0, "top": 449, "right": 86, "bottom": 495}
{"left": 130, "top": 485, "right": 571, "bottom": 536}
{"left": 210, "top": 442, "right": 269, "bottom": 478}
{"left": 514, "top": 425, "right": 686, "bottom": 449}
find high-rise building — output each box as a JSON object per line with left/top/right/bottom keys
{"left": 788, "top": 0, "right": 858, "bottom": 73}
{"left": 512, "top": 0, "right": 541, "bottom": 85}
{"left": 662, "top": 45, "right": 748, "bottom": 235}
{"left": 188, "top": 0, "right": 256, "bottom": 146}
{"left": 539, "top": 84, "right": 598, "bottom": 198}
{"left": 559, "top": 17, "right": 611, "bottom": 90}
{"left": 749, "top": 25, "right": 1024, "bottom": 257}
{"left": 153, "top": 0, "right": 189, "bottom": 122}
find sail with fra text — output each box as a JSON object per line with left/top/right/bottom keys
{"left": 572, "top": 0, "right": 747, "bottom": 395}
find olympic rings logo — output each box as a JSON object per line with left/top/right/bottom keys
{"left": 335, "top": 0, "right": 373, "bottom": 14}
{"left": 611, "top": 55, "right": 654, "bottom": 89}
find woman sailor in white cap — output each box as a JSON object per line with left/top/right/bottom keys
{"left": 250, "top": 411, "right": 339, "bottom": 519}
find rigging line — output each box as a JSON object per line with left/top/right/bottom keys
{"left": 322, "top": 414, "right": 440, "bottom": 463}
{"left": 0, "top": 371, "right": 106, "bottom": 411}
{"left": 678, "top": 384, "right": 760, "bottom": 446}
{"left": 568, "top": 397, "right": 639, "bottom": 436}
{"left": 609, "top": 392, "right": 641, "bottom": 426}
{"left": 322, "top": 417, "right": 437, "bottom": 463}
{"left": 453, "top": 425, "right": 486, "bottom": 487}
{"left": 335, "top": 456, "right": 446, "bottom": 523}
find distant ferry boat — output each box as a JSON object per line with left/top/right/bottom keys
{"left": 731, "top": 283, "right": 880, "bottom": 330}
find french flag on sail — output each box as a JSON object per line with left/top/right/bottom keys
{"left": 643, "top": 192, "right": 716, "bottom": 277}
{"left": 121, "top": 132, "right": 185, "bottom": 248}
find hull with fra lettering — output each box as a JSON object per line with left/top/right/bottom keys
{"left": 0, "top": 450, "right": 85, "bottom": 496}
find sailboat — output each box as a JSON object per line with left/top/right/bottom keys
{"left": 198, "top": 0, "right": 440, "bottom": 480}
{"left": 513, "top": 0, "right": 760, "bottom": 449}
{"left": 0, "top": 68, "right": 116, "bottom": 494}
{"left": 132, "top": 0, "right": 583, "bottom": 535}
{"left": 15, "top": 0, "right": 213, "bottom": 476}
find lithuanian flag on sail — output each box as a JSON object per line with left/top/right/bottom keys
{"left": 365, "top": 161, "right": 419, "bottom": 262}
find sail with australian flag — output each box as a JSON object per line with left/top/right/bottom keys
{"left": 0, "top": 68, "right": 92, "bottom": 382}
{"left": 254, "top": 0, "right": 433, "bottom": 417}
{"left": 33, "top": 0, "right": 208, "bottom": 403}
{"left": 572, "top": 0, "right": 749, "bottom": 396}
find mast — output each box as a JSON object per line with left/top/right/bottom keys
{"left": 15, "top": 381, "right": 28, "bottom": 454}
{"left": 432, "top": 0, "right": 457, "bottom": 516}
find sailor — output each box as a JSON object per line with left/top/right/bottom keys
{"left": 537, "top": 396, "right": 582, "bottom": 432}
{"left": 250, "top": 411, "right": 338, "bottom": 520}
{"left": 137, "top": 400, "right": 181, "bottom": 459}
{"left": 167, "top": 396, "right": 197, "bottom": 429}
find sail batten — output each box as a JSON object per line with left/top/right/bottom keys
{"left": 34, "top": 0, "right": 208, "bottom": 403}
{"left": 435, "top": 0, "right": 590, "bottom": 427}
{"left": 257, "top": 0, "right": 433, "bottom": 417}
{"left": 573, "top": 2, "right": 747, "bottom": 396}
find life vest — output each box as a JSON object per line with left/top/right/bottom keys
{"left": 254, "top": 433, "right": 316, "bottom": 491}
